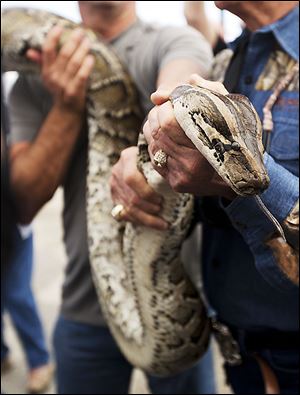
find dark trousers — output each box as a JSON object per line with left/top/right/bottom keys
{"left": 53, "top": 316, "right": 216, "bottom": 394}
{"left": 224, "top": 346, "right": 299, "bottom": 394}
{"left": 1, "top": 230, "right": 49, "bottom": 369}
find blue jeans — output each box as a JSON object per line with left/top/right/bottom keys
{"left": 224, "top": 347, "right": 299, "bottom": 394}
{"left": 1, "top": 229, "right": 49, "bottom": 369}
{"left": 53, "top": 316, "right": 216, "bottom": 394}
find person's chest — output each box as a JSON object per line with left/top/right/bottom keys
{"left": 238, "top": 36, "right": 299, "bottom": 176}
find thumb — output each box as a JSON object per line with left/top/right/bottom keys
{"left": 151, "top": 85, "right": 174, "bottom": 105}
{"left": 189, "top": 73, "right": 205, "bottom": 86}
{"left": 189, "top": 73, "right": 229, "bottom": 95}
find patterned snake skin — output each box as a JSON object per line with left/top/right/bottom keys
{"left": 2, "top": 8, "right": 270, "bottom": 376}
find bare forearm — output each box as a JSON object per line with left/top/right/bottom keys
{"left": 11, "top": 105, "right": 83, "bottom": 223}
{"left": 157, "top": 58, "right": 208, "bottom": 89}
{"left": 184, "top": 1, "right": 219, "bottom": 48}
{"left": 9, "top": 25, "right": 94, "bottom": 224}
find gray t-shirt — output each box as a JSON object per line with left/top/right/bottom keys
{"left": 8, "top": 19, "right": 212, "bottom": 326}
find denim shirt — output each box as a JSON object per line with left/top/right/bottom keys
{"left": 203, "top": 7, "right": 299, "bottom": 331}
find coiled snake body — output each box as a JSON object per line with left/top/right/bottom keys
{"left": 2, "top": 8, "right": 270, "bottom": 375}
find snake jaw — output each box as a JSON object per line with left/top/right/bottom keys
{"left": 233, "top": 176, "right": 270, "bottom": 196}
{"left": 221, "top": 144, "right": 270, "bottom": 196}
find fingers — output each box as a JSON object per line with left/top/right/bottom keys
{"left": 110, "top": 147, "right": 169, "bottom": 231}
{"left": 146, "top": 103, "right": 194, "bottom": 148}
{"left": 189, "top": 73, "right": 229, "bottom": 94}
{"left": 50, "top": 28, "right": 86, "bottom": 75}
{"left": 42, "top": 25, "right": 64, "bottom": 66}
{"left": 111, "top": 173, "right": 168, "bottom": 231}
{"left": 147, "top": 106, "right": 161, "bottom": 140}
{"left": 63, "top": 36, "right": 91, "bottom": 80}
{"left": 144, "top": 104, "right": 195, "bottom": 181}
{"left": 111, "top": 173, "right": 162, "bottom": 215}
{"left": 119, "top": 147, "right": 162, "bottom": 205}
{"left": 143, "top": 121, "right": 174, "bottom": 181}
{"left": 144, "top": 104, "right": 177, "bottom": 145}
{"left": 112, "top": 147, "right": 162, "bottom": 207}
{"left": 41, "top": 26, "right": 94, "bottom": 110}
{"left": 63, "top": 54, "right": 94, "bottom": 102}
{"left": 151, "top": 85, "right": 173, "bottom": 105}
{"left": 123, "top": 169, "right": 162, "bottom": 206}
{"left": 156, "top": 101, "right": 194, "bottom": 146}
{"left": 125, "top": 206, "right": 169, "bottom": 231}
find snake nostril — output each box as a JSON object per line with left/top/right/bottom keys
{"left": 231, "top": 142, "right": 240, "bottom": 151}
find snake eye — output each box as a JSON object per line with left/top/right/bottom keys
{"left": 214, "top": 142, "right": 225, "bottom": 154}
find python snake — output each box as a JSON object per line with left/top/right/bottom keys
{"left": 2, "top": 8, "right": 273, "bottom": 375}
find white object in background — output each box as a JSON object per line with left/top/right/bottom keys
{"left": 18, "top": 224, "right": 33, "bottom": 239}
{"left": 1, "top": 1, "right": 242, "bottom": 41}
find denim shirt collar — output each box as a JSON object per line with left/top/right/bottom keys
{"left": 230, "top": 6, "right": 299, "bottom": 61}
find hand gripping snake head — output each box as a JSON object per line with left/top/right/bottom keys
{"left": 170, "top": 85, "right": 270, "bottom": 196}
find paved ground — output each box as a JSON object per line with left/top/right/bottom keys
{"left": 1, "top": 190, "right": 232, "bottom": 394}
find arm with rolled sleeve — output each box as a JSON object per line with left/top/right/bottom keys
{"left": 223, "top": 152, "right": 299, "bottom": 292}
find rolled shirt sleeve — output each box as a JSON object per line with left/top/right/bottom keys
{"left": 222, "top": 152, "right": 299, "bottom": 292}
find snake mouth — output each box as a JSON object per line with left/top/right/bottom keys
{"left": 235, "top": 174, "right": 270, "bottom": 196}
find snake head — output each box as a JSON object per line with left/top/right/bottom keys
{"left": 170, "top": 85, "right": 270, "bottom": 196}
{"left": 1, "top": 8, "right": 78, "bottom": 73}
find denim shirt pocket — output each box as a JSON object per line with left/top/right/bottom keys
{"left": 268, "top": 99, "right": 299, "bottom": 176}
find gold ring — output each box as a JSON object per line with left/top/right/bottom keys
{"left": 153, "top": 149, "right": 168, "bottom": 168}
{"left": 111, "top": 204, "right": 126, "bottom": 221}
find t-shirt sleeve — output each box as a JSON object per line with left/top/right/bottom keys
{"left": 119, "top": 23, "right": 214, "bottom": 114}
{"left": 7, "top": 74, "right": 50, "bottom": 144}
{"left": 155, "top": 25, "right": 213, "bottom": 77}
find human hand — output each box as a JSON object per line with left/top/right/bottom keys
{"left": 144, "top": 75, "right": 236, "bottom": 199}
{"left": 26, "top": 25, "right": 95, "bottom": 113}
{"left": 110, "top": 146, "right": 169, "bottom": 230}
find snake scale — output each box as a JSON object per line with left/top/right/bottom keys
{"left": 2, "top": 8, "right": 271, "bottom": 376}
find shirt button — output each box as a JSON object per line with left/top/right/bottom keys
{"left": 244, "top": 75, "right": 253, "bottom": 85}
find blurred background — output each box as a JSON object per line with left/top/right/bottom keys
{"left": 1, "top": 1, "right": 242, "bottom": 40}
{"left": 1, "top": 1, "right": 243, "bottom": 111}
